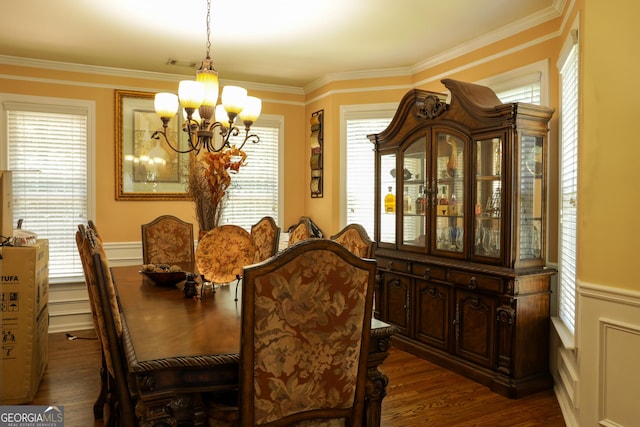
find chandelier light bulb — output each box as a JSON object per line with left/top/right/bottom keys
{"left": 239, "top": 96, "right": 262, "bottom": 124}
{"left": 196, "top": 64, "right": 219, "bottom": 108}
{"left": 221, "top": 86, "right": 248, "bottom": 116}
{"left": 215, "top": 104, "right": 230, "bottom": 126}
{"left": 154, "top": 93, "right": 179, "bottom": 119}
{"left": 178, "top": 80, "right": 204, "bottom": 111}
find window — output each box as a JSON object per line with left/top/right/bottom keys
{"left": 342, "top": 107, "right": 394, "bottom": 237}
{"left": 219, "top": 116, "right": 282, "bottom": 231}
{"left": 557, "top": 30, "right": 579, "bottom": 335}
{"left": 496, "top": 81, "right": 541, "bottom": 104}
{"left": 2, "top": 95, "right": 95, "bottom": 283}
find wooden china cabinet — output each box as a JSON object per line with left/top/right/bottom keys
{"left": 368, "top": 79, "right": 555, "bottom": 398}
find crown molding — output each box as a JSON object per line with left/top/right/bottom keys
{"left": 0, "top": 54, "right": 304, "bottom": 96}
{"left": 412, "top": 4, "right": 562, "bottom": 75}
{"left": 304, "top": 67, "right": 413, "bottom": 94}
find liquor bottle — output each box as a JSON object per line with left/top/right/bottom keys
{"left": 415, "top": 185, "right": 426, "bottom": 215}
{"left": 438, "top": 186, "right": 449, "bottom": 216}
{"left": 384, "top": 186, "right": 396, "bottom": 213}
{"left": 403, "top": 187, "right": 412, "bottom": 213}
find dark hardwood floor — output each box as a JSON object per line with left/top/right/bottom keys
{"left": 28, "top": 330, "right": 565, "bottom": 426}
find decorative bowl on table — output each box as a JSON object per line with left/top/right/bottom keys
{"left": 140, "top": 264, "right": 187, "bottom": 287}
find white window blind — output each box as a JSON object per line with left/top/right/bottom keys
{"left": 220, "top": 121, "right": 280, "bottom": 231}
{"left": 496, "top": 81, "right": 541, "bottom": 104}
{"left": 5, "top": 105, "right": 89, "bottom": 282}
{"left": 346, "top": 117, "right": 392, "bottom": 238}
{"left": 558, "top": 41, "right": 579, "bottom": 334}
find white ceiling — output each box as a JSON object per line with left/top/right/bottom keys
{"left": 0, "top": 0, "right": 560, "bottom": 88}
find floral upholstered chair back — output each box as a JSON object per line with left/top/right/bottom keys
{"left": 330, "top": 224, "right": 374, "bottom": 258}
{"left": 250, "top": 216, "right": 280, "bottom": 263}
{"left": 240, "top": 239, "right": 376, "bottom": 426}
{"left": 287, "top": 221, "right": 311, "bottom": 247}
{"left": 141, "top": 215, "right": 195, "bottom": 266}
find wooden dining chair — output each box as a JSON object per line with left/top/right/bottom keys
{"left": 141, "top": 215, "right": 195, "bottom": 266}
{"left": 76, "top": 224, "right": 136, "bottom": 426}
{"left": 75, "top": 225, "right": 108, "bottom": 420}
{"left": 205, "top": 239, "right": 376, "bottom": 427}
{"left": 250, "top": 216, "right": 280, "bottom": 262}
{"left": 330, "top": 223, "right": 375, "bottom": 258}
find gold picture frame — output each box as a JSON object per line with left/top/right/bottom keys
{"left": 115, "top": 89, "right": 191, "bottom": 200}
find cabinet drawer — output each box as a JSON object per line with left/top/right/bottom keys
{"left": 412, "top": 263, "right": 446, "bottom": 281}
{"left": 448, "top": 270, "right": 502, "bottom": 293}
{"left": 377, "top": 257, "right": 411, "bottom": 273}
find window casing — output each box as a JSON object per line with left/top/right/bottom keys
{"left": 2, "top": 95, "right": 95, "bottom": 283}
{"left": 219, "top": 116, "right": 283, "bottom": 231}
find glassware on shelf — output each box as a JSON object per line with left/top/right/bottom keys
{"left": 485, "top": 187, "right": 501, "bottom": 217}
{"left": 403, "top": 187, "right": 412, "bottom": 213}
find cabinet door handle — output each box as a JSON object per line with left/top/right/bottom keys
{"left": 387, "top": 261, "right": 393, "bottom": 270}
{"left": 423, "top": 268, "right": 431, "bottom": 279}
{"left": 468, "top": 276, "right": 477, "bottom": 290}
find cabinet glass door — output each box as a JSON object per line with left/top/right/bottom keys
{"left": 379, "top": 153, "right": 397, "bottom": 244}
{"left": 474, "top": 137, "right": 502, "bottom": 259}
{"left": 402, "top": 137, "right": 427, "bottom": 247}
{"left": 434, "top": 132, "right": 464, "bottom": 253}
{"left": 519, "top": 135, "right": 543, "bottom": 260}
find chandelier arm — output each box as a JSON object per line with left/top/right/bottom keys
{"left": 150, "top": 122, "right": 193, "bottom": 154}
{"left": 236, "top": 132, "right": 260, "bottom": 151}
{"left": 184, "top": 119, "right": 203, "bottom": 154}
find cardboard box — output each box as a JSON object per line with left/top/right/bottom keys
{"left": 0, "top": 240, "right": 49, "bottom": 404}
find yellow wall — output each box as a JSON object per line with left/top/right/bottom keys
{"left": 581, "top": 0, "right": 640, "bottom": 290}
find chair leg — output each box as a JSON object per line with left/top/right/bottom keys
{"left": 93, "top": 353, "right": 108, "bottom": 419}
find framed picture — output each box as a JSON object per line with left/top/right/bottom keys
{"left": 115, "top": 89, "right": 191, "bottom": 200}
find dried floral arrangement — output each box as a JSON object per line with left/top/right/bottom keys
{"left": 188, "top": 146, "right": 247, "bottom": 231}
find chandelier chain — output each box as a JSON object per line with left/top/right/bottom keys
{"left": 205, "top": 0, "right": 212, "bottom": 59}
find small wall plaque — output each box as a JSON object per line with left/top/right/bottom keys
{"left": 310, "top": 110, "right": 323, "bottom": 198}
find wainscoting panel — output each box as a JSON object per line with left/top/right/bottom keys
{"left": 575, "top": 282, "right": 640, "bottom": 427}
{"left": 599, "top": 320, "right": 640, "bottom": 427}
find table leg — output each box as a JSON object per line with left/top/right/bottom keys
{"left": 365, "top": 366, "right": 390, "bottom": 427}
{"left": 136, "top": 393, "right": 206, "bottom": 426}
{"left": 364, "top": 334, "right": 393, "bottom": 427}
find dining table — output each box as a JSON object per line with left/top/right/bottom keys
{"left": 111, "top": 264, "right": 397, "bottom": 426}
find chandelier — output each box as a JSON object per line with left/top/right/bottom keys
{"left": 153, "top": 0, "right": 261, "bottom": 154}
